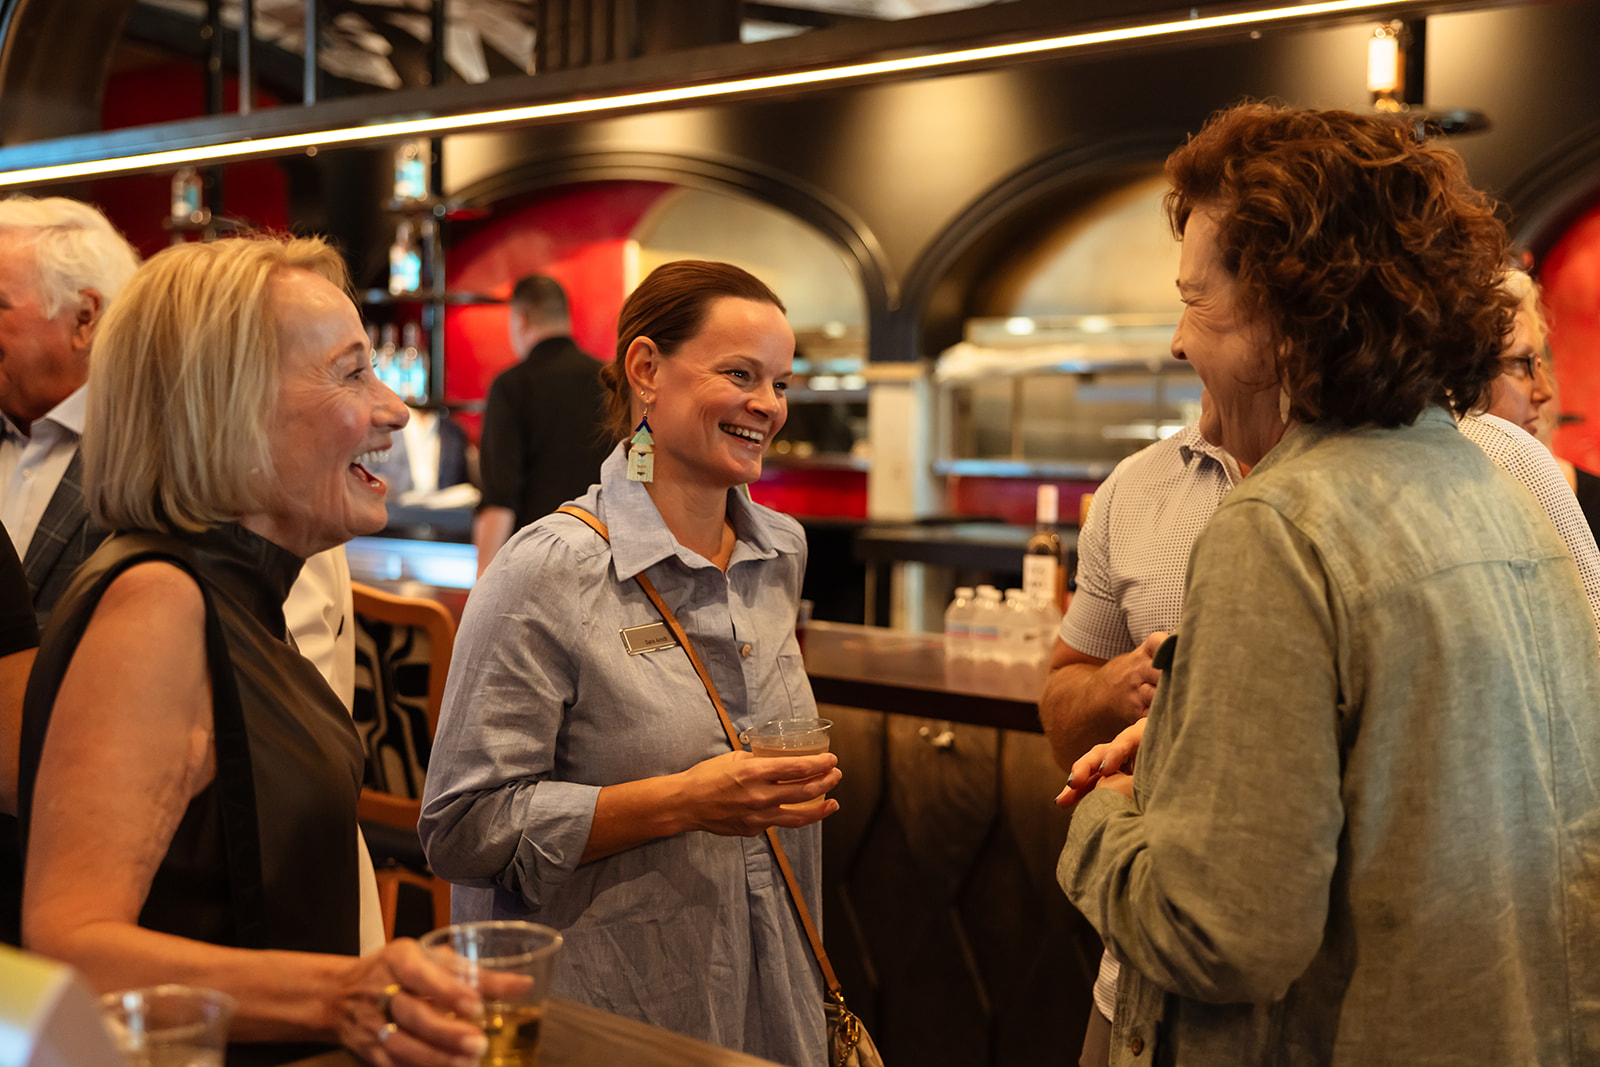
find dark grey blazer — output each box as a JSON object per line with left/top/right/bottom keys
{"left": 22, "top": 448, "right": 107, "bottom": 634}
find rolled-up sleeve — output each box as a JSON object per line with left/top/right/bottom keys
{"left": 1059, "top": 479, "right": 1135, "bottom": 660}
{"left": 1058, "top": 500, "right": 1345, "bottom": 1004}
{"left": 420, "top": 532, "right": 599, "bottom": 909}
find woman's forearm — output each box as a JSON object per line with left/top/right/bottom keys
{"left": 28, "top": 918, "right": 348, "bottom": 1041}
{"left": 581, "top": 776, "right": 691, "bottom": 863}
{"left": 580, "top": 751, "right": 840, "bottom": 864}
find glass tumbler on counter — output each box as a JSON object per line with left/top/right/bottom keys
{"left": 421, "top": 920, "right": 564, "bottom": 1067}
{"left": 99, "top": 984, "right": 235, "bottom": 1067}
{"left": 739, "top": 717, "right": 834, "bottom": 811}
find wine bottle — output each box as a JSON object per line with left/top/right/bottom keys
{"left": 393, "top": 139, "right": 430, "bottom": 202}
{"left": 400, "top": 322, "right": 426, "bottom": 404}
{"left": 388, "top": 220, "right": 422, "bottom": 296}
{"left": 170, "top": 167, "right": 202, "bottom": 222}
{"left": 1022, "top": 484, "right": 1063, "bottom": 609}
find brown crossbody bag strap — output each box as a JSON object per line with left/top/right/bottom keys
{"left": 555, "top": 506, "right": 856, "bottom": 1016}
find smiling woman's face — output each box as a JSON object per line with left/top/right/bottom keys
{"left": 1170, "top": 208, "right": 1281, "bottom": 463}
{"left": 240, "top": 268, "right": 408, "bottom": 558}
{"left": 638, "top": 296, "right": 794, "bottom": 492}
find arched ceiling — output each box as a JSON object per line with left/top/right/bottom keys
{"left": 0, "top": 0, "right": 136, "bottom": 144}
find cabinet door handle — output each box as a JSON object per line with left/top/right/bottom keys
{"left": 918, "top": 724, "right": 956, "bottom": 750}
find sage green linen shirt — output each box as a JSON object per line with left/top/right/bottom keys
{"left": 1059, "top": 407, "right": 1600, "bottom": 1066}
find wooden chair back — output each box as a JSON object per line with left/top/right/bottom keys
{"left": 350, "top": 581, "right": 456, "bottom": 939}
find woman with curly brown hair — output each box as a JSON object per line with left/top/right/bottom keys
{"left": 1056, "top": 102, "right": 1600, "bottom": 1066}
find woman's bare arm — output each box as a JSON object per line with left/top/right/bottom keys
{"left": 21, "top": 562, "right": 486, "bottom": 1056}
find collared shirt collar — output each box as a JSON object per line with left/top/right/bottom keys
{"left": 0, "top": 383, "right": 87, "bottom": 443}
{"left": 594, "top": 445, "right": 781, "bottom": 582}
{"left": 1252, "top": 404, "right": 1459, "bottom": 481}
{"left": 1175, "top": 424, "right": 1243, "bottom": 485}
{"left": 524, "top": 335, "right": 575, "bottom": 362}
{"left": 45, "top": 384, "right": 87, "bottom": 437}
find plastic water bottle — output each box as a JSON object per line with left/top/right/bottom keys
{"left": 943, "top": 586, "right": 975, "bottom": 661}
{"left": 970, "top": 585, "right": 1002, "bottom": 664}
{"left": 1001, "top": 588, "right": 1035, "bottom": 665}
{"left": 1032, "top": 593, "right": 1062, "bottom": 663}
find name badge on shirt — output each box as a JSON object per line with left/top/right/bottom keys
{"left": 620, "top": 621, "right": 678, "bottom": 655}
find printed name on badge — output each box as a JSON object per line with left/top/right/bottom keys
{"left": 620, "top": 621, "right": 678, "bottom": 655}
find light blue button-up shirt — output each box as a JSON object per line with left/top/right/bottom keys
{"left": 421, "top": 446, "right": 825, "bottom": 1067}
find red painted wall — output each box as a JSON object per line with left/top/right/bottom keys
{"left": 946, "top": 476, "right": 1101, "bottom": 527}
{"left": 441, "top": 182, "right": 673, "bottom": 406}
{"left": 441, "top": 182, "right": 876, "bottom": 518}
{"left": 750, "top": 468, "right": 868, "bottom": 519}
{"left": 93, "top": 64, "right": 289, "bottom": 259}
{"left": 1541, "top": 201, "right": 1600, "bottom": 474}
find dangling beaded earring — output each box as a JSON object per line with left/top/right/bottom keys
{"left": 627, "top": 394, "right": 655, "bottom": 483}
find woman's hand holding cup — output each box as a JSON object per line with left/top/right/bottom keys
{"left": 334, "top": 937, "right": 487, "bottom": 1067}
{"left": 679, "top": 748, "right": 841, "bottom": 836}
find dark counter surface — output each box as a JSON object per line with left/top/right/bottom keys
{"left": 801, "top": 620, "right": 1046, "bottom": 732}
{"left": 852, "top": 521, "right": 1077, "bottom": 572}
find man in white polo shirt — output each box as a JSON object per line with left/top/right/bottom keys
{"left": 1039, "top": 409, "right": 1239, "bottom": 1067}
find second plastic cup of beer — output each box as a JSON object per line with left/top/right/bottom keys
{"left": 420, "top": 920, "right": 563, "bottom": 1067}
{"left": 100, "top": 984, "right": 235, "bottom": 1067}
{"left": 739, "top": 716, "right": 834, "bottom": 811}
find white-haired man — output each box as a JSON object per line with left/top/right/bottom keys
{"left": 0, "top": 202, "right": 390, "bottom": 954}
{"left": 0, "top": 197, "right": 140, "bottom": 633}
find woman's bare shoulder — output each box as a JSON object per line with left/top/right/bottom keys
{"left": 91, "top": 560, "right": 206, "bottom": 634}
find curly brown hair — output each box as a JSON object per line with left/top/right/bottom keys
{"left": 598, "top": 260, "right": 785, "bottom": 442}
{"left": 1165, "top": 102, "right": 1515, "bottom": 427}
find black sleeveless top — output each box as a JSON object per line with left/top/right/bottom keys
{"left": 18, "top": 524, "right": 364, "bottom": 1066}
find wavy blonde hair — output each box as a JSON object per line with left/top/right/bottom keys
{"left": 86, "top": 233, "right": 352, "bottom": 533}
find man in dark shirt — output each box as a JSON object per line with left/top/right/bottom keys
{"left": 473, "top": 275, "right": 611, "bottom": 575}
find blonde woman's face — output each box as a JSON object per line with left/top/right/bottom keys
{"left": 242, "top": 269, "right": 408, "bottom": 558}
{"left": 1487, "top": 307, "right": 1553, "bottom": 436}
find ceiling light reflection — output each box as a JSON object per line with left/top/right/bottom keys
{"left": 0, "top": 0, "right": 1437, "bottom": 186}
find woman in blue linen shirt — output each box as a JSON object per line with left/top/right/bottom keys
{"left": 420, "top": 261, "right": 838, "bottom": 1067}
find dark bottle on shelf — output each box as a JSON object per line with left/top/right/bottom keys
{"left": 1022, "top": 484, "right": 1063, "bottom": 609}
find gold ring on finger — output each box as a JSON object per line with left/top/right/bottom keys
{"left": 377, "top": 1021, "right": 399, "bottom": 1044}
{"left": 377, "top": 982, "right": 402, "bottom": 1024}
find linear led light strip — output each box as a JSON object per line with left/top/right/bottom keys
{"left": 0, "top": 0, "right": 1431, "bottom": 186}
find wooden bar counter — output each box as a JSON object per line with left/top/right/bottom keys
{"left": 287, "top": 997, "right": 781, "bottom": 1066}
{"left": 799, "top": 619, "right": 1047, "bottom": 732}
{"left": 801, "top": 622, "right": 1104, "bottom": 1067}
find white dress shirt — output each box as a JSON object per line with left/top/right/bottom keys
{"left": 285, "top": 546, "right": 384, "bottom": 955}
{"left": 0, "top": 385, "right": 87, "bottom": 557}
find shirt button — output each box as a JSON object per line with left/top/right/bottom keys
{"left": 1130, "top": 1036, "right": 1144, "bottom": 1056}
{"left": 740, "top": 643, "right": 753, "bottom": 657}
{"left": 19, "top": 469, "right": 30, "bottom": 479}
